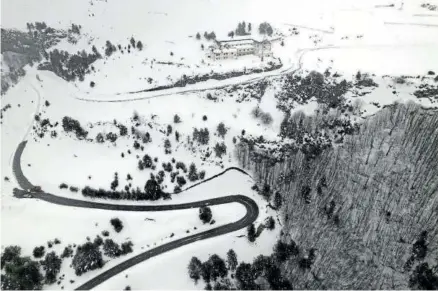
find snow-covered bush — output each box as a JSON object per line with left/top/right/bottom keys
{"left": 110, "top": 218, "right": 123, "bottom": 233}
{"left": 199, "top": 206, "right": 212, "bottom": 224}
{"left": 62, "top": 116, "right": 87, "bottom": 139}
{"left": 72, "top": 242, "right": 104, "bottom": 276}
{"left": 103, "top": 239, "right": 121, "bottom": 258}
{"left": 188, "top": 163, "right": 199, "bottom": 182}
{"left": 61, "top": 246, "right": 73, "bottom": 258}
{"left": 214, "top": 142, "right": 227, "bottom": 158}
{"left": 217, "top": 122, "right": 227, "bottom": 138}
{"left": 95, "top": 133, "right": 104, "bottom": 143}
{"left": 193, "top": 128, "right": 210, "bottom": 145}
{"left": 120, "top": 241, "right": 134, "bottom": 255}
{"left": 106, "top": 132, "right": 118, "bottom": 142}
{"left": 33, "top": 246, "right": 45, "bottom": 258}
{"left": 41, "top": 251, "right": 62, "bottom": 284}
{"left": 1, "top": 247, "right": 43, "bottom": 290}
{"left": 176, "top": 176, "right": 187, "bottom": 187}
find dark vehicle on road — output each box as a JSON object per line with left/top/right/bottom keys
{"left": 30, "top": 186, "right": 43, "bottom": 192}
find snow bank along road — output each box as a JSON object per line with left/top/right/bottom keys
{"left": 12, "top": 141, "right": 259, "bottom": 290}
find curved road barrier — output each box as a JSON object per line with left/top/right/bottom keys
{"left": 12, "top": 141, "right": 259, "bottom": 290}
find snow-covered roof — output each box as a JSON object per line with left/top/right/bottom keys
{"left": 217, "top": 39, "right": 255, "bottom": 46}
{"left": 236, "top": 44, "right": 255, "bottom": 50}
{"left": 213, "top": 48, "right": 237, "bottom": 54}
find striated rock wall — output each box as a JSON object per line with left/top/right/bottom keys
{"left": 237, "top": 102, "right": 438, "bottom": 289}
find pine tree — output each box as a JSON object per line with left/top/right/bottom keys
{"left": 188, "top": 163, "right": 199, "bottom": 181}
{"left": 103, "top": 239, "right": 121, "bottom": 258}
{"left": 217, "top": 122, "right": 227, "bottom": 138}
{"left": 41, "top": 252, "right": 62, "bottom": 284}
{"left": 136, "top": 41, "right": 143, "bottom": 50}
{"left": 265, "top": 216, "right": 275, "bottom": 230}
{"left": 188, "top": 257, "right": 203, "bottom": 283}
{"left": 199, "top": 206, "right": 212, "bottom": 223}
{"left": 226, "top": 249, "right": 238, "bottom": 271}
{"left": 236, "top": 262, "right": 257, "bottom": 290}
{"left": 273, "top": 191, "right": 283, "bottom": 209}
{"left": 247, "top": 224, "right": 256, "bottom": 242}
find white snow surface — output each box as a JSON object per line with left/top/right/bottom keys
{"left": 2, "top": 0, "right": 438, "bottom": 289}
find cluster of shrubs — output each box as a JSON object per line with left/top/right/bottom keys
{"left": 259, "top": 22, "right": 273, "bottom": 36}
{"left": 106, "top": 132, "right": 118, "bottom": 142}
{"left": 193, "top": 128, "right": 210, "bottom": 145}
{"left": 203, "top": 31, "right": 216, "bottom": 40}
{"left": 143, "top": 64, "right": 281, "bottom": 93}
{"left": 0, "top": 104, "right": 12, "bottom": 120}
{"left": 199, "top": 206, "right": 213, "bottom": 223}
{"left": 105, "top": 37, "right": 143, "bottom": 57}
{"left": 276, "top": 71, "right": 350, "bottom": 112}
{"left": 164, "top": 139, "right": 172, "bottom": 154}
{"left": 72, "top": 234, "right": 133, "bottom": 276}
{"left": 355, "top": 71, "right": 378, "bottom": 88}
{"left": 162, "top": 162, "right": 173, "bottom": 172}
{"left": 138, "top": 154, "right": 154, "bottom": 170}
{"left": 409, "top": 262, "right": 438, "bottom": 290}
{"left": 72, "top": 241, "right": 104, "bottom": 276}
{"left": 230, "top": 21, "right": 251, "bottom": 37}
{"left": 82, "top": 177, "right": 170, "bottom": 201}
{"left": 251, "top": 106, "right": 273, "bottom": 125}
{"left": 176, "top": 162, "right": 188, "bottom": 173}
{"left": 1, "top": 245, "right": 62, "bottom": 289}
{"left": 33, "top": 115, "right": 56, "bottom": 139}
{"left": 188, "top": 163, "right": 200, "bottom": 182}
{"left": 118, "top": 124, "right": 128, "bottom": 136}
{"left": 62, "top": 116, "right": 88, "bottom": 139}
{"left": 59, "top": 183, "right": 79, "bottom": 192}
{"left": 414, "top": 84, "right": 438, "bottom": 100}
{"left": 188, "top": 241, "right": 296, "bottom": 290}
{"left": 174, "top": 114, "right": 181, "bottom": 123}
{"left": 216, "top": 122, "right": 227, "bottom": 138}
{"left": 214, "top": 142, "right": 227, "bottom": 158}
{"left": 188, "top": 252, "right": 230, "bottom": 286}
{"left": 38, "top": 46, "right": 101, "bottom": 82}
{"left": 103, "top": 239, "right": 133, "bottom": 258}
{"left": 1, "top": 230, "right": 135, "bottom": 288}
{"left": 252, "top": 183, "right": 283, "bottom": 211}
{"left": 110, "top": 218, "right": 123, "bottom": 233}
{"left": 110, "top": 173, "right": 119, "bottom": 191}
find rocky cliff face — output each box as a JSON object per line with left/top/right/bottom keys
{"left": 238, "top": 102, "right": 438, "bottom": 289}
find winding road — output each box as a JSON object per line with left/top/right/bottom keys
{"left": 12, "top": 141, "right": 259, "bottom": 290}
{"left": 70, "top": 45, "right": 316, "bottom": 103}
{"left": 12, "top": 35, "right": 437, "bottom": 289}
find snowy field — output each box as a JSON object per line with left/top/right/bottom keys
{"left": 2, "top": 0, "right": 438, "bottom": 289}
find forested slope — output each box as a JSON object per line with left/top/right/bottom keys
{"left": 237, "top": 102, "right": 438, "bottom": 289}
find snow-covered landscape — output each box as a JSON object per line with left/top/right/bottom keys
{"left": 1, "top": 0, "right": 438, "bottom": 290}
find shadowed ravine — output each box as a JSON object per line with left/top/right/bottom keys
{"left": 12, "top": 141, "right": 259, "bottom": 290}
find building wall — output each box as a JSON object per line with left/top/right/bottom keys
{"left": 208, "top": 39, "right": 272, "bottom": 60}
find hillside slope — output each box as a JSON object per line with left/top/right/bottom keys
{"left": 238, "top": 102, "right": 438, "bottom": 289}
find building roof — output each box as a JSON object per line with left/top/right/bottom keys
{"left": 217, "top": 37, "right": 272, "bottom": 46}
{"left": 236, "top": 44, "right": 255, "bottom": 50}
{"left": 217, "top": 38, "right": 255, "bottom": 43}
{"left": 213, "top": 48, "right": 237, "bottom": 54}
